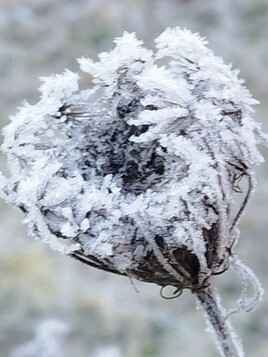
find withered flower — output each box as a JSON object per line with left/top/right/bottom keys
{"left": 1, "top": 28, "right": 267, "bottom": 356}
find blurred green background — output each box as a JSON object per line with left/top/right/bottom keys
{"left": 1, "top": 1, "right": 268, "bottom": 356}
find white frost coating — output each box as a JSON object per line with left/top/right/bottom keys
{"left": 0, "top": 27, "right": 267, "bottom": 277}
{"left": 39, "top": 70, "right": 79, "bottom": 99}
{"left": 197, "top": 288, "right": 244, "bottom": 357}
{"left": 1, "top": 27, "right": 268, "bottom": 357}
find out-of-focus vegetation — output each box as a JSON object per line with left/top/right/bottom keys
{"left": 0, "top": 1, "right": 268, "bottom": 356}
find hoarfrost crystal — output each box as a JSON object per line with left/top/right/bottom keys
{"left": 1, "top": 26, "right": 267, "bottom": 357}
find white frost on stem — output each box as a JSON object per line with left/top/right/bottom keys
{"left": 196, "top": 285, "right": 244, "bottom": 357}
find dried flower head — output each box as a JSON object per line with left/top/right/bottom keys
{"left": 1, "top": 27, "right": 267, "bottom": 357}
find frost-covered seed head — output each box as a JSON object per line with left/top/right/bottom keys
{"left": 1, "top": 27, "right": 267, "bottom": 291}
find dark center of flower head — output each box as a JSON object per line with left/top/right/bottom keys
{"left": 108, "top": 103, "right": 165, "bottom": 194}
{"left": 71, "top": 96, "right": 167, "bottom": 195}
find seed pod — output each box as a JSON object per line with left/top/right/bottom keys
{"left": 1, "top": 27, "right": 267, "bottom": 357}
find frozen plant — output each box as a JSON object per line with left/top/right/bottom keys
{"left": 1, "top": 27, "right": 267, "bottom": 356}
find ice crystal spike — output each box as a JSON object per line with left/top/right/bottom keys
{"left": 1, "top": 27, "right": 267, "bottom": 357}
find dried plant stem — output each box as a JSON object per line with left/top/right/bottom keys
{"left": 194, "top": 284, "right": 243, "bottom": 357}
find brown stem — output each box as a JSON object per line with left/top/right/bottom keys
{"left": 194, "top": 284, "right": 243, "bottom": 357}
